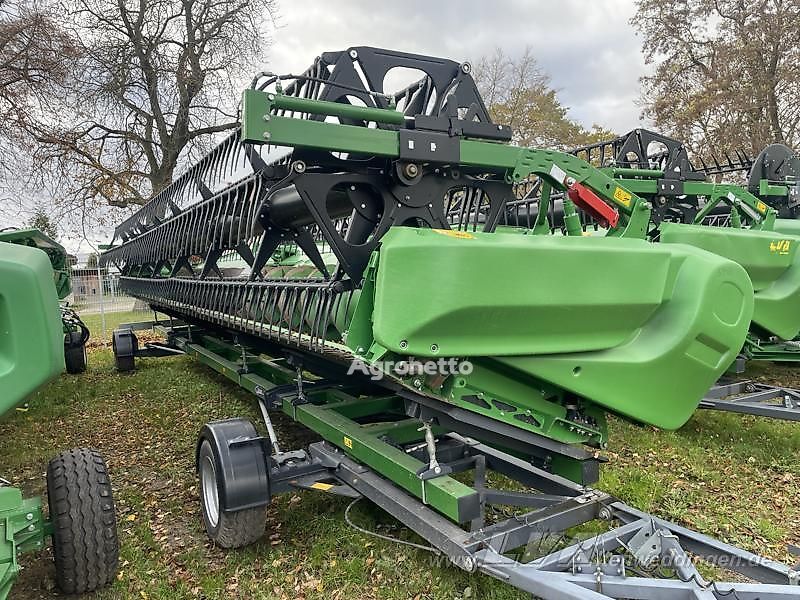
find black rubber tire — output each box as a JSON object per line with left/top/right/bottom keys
{"left": 112, "top": 329, "right": 136, "bottom": 372}
{"left": 64, "top": 331, "right": 87, "bottom": 374}
{"left": 198, "top": 439, "right": 266, "bottom": 548}
{"left": 46, "top": 448, "right": 119, "bottom": 594}
{"left": 114, "top": 353, "right": 135, "bottom": 373}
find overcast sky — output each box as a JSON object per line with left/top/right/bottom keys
{"left": 266, "top": 0, "right": 649, "bottom": 133}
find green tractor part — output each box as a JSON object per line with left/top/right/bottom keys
{"left": 658, "top": 223, "right": 800, "bottom": 341}
{"left": 0, "top": 228, "right": 90, "bottom": 374}
{"left": 0, "top": 240, "right": 118, "bottom": 598}
{"left": 0, "top": 228, "right": 71, "bottom": 299}
{"left": 0, "top": 487, "right": 46, "bottom": 599}
{"left": 0, "top": 240, "right": 65, "bottom": 406}
{"left": 774, "top": 217, "right": 800, "bottom": 237}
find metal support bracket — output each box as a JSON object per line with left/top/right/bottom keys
{"left": 701, "top": 379, "right": 800, "bottom": 421}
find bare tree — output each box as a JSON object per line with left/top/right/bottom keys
{"left": 0, "top": 0, "right": 75, "bottom": 205}
{"left": 473, "top": 47, "right": 614, "bottom": 150}
{"left": 0, "top": 1, "right": 74, "bottom": 121}
{"left": 634, "top": 0, "right": 800, "bottom": 159}
{"left": 473, "top": 47, "right": 550, "bottom": 114}
{"left": 24, "top": 0, "right": 277, "bottom": 210}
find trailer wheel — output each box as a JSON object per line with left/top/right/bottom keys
{"left": 46, "top": 448, "right": 119, "bottom": 594}
{"left": 198, "top": 438, "right": 267, "bottom": 548}
{"left": 64, "top": 331, "right": 87, "bottom": 374}
{"left": 112, "top": 328, "right": 137, "bottom": 372}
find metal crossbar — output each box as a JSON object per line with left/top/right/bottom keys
{"left": 121, "top": 277, "right": 351, "bottom": 352}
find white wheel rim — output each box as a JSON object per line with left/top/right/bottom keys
{"left": 201, "top": 454, "right": 220, "bottom": 528}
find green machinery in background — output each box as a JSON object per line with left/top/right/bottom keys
{"left": 502, "top": 128, "right": 800, "bottom": 418}
{"left": 508, "top": 129, "right": 800, "bottom": 363}
{"left": 504, "top": 129, "right": 800, "bottom": 419}
{"left": 0, "top": 228, "right": 90, "bottom": 373}
{"left": 0, "top": 236, "right": 117, "bottom": 598}
{"left": 101, "top": 47, "right": 800, "bottom": 599}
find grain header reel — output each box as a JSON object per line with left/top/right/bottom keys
{"left": 101, "top": 47, "right": 800, "bottom": 598}
{"left": 102, "top": 47, "right": 754, "bottom": 480}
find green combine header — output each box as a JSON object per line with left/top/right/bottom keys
{"left": 100, "top": 47, "right": 800, "bottom": 599}
{"left": 103, "top": 84, "right": 756, "bottom": 479}
{"left": 507, "top": 128, "right": 800, "bottom": 365}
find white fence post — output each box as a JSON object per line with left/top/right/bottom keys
{"left": 96, "top": 265, "right": 106, "bottom": 337}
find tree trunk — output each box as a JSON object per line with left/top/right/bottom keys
{"left": 147, "top": 164, "right": 175, "bottom": 199}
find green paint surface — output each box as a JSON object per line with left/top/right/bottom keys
{"left": 660, "top": 223, "right": 800, "bottom": 340}
{"left": 0, "top": 242, "right": 65, "bottom": 413}
{"left": 369, "top": 228, "right": 753, "bottom": 431}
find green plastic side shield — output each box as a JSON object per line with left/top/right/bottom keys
{"left": 369, "top": 228, "right": 753, "bottom": 430}
{"left": 373, "top": 229, "right": 676, "bottom": 356}
{"left": 659, "top": 222, "right": 800, "bottom": 340}
{"left": 774, "top": 218, "right": 800, "bottom": 237}
{"left": 0, "top": 242, "right": 65, "bottom": 413}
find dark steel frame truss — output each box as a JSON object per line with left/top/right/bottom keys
{"left": 701, "top": 379, "right": 800, "bottom": 421}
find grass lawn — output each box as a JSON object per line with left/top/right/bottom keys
{"left": 1, "top": 349, "right": 799, "bottom": 599}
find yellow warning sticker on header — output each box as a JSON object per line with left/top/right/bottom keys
{"left": 433, "top": 229, "right": 475, "bottom": 239}
{"left": 310, "top": 482, "right": 334, "bottom": 491}
{"left": 613, "top": 187, "right": 632, "bottom": 207}
{"left": 343, "top": 436, "right": 353, "bottom": 449}
{"left": 757, "top": 201, "right": 768, "bottom": 213}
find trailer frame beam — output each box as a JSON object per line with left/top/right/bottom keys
{"left": 116, "top": 323, "right": 800, "bottom": 600}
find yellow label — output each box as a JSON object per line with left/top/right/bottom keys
{"left": 343, "top": 436, "right": 353, "bottom": 449}
{"left": 757, "top": 201, "right": 767, "bottom": 213}
{"left": 433, "top": 229, "right": 475, "bottom": 239}
{"left": 613, "top": 187, "right": 632, "bottom": 207}
{"left": 310, "top": 482, "right": 334, "bottom": 491}
{"left": 770, "top": 239, "right": 791, "bottom": 255}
